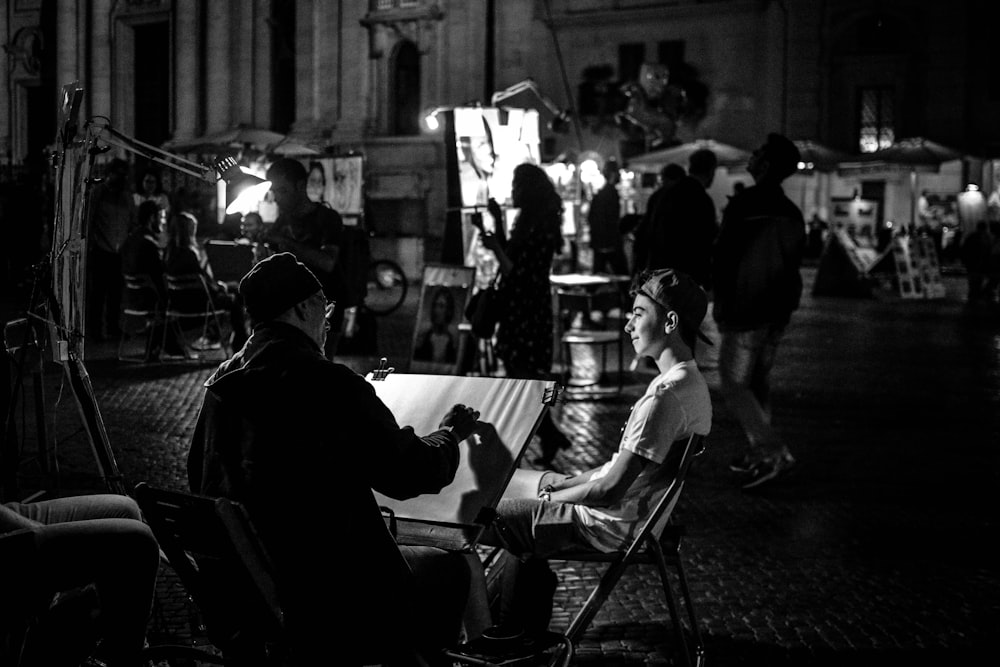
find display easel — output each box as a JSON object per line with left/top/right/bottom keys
{"left": 408, "top": 264, "right": 475, "bottom": 375}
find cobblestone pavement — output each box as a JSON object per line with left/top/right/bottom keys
{"left": 5, "top": 267, "right": 999, "bottom": 665}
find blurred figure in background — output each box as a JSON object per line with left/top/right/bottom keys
{"left": 132, "top": 166, "right": 171, "bottom": 247}
{"left": 164, "top": 197, "right": 249, "bottom": 351}
{"left": 632, "top": 162, "right": 686, "bottom": 276}
{"left": 713, "top": 133, "right": 803, "bottom": 491}
{"left": 481, "top": 164, "right": 573, "bottom": 467}
{"left": 588, "top": 159, "right": 628, "bottom": 276}
{"left": 265, "top": 158, "right": 346, "bottom": 359}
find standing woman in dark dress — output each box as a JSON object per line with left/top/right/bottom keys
{"left": 481, "top": 163, "right": 572, "bottom": 465}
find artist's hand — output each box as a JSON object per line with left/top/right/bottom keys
{"left": 487, "top": 197, "right": 503, "bottom": 224}
{"left": 480, "top": 231, "right": 502, "bottom": 253}
{"left": 440, "top": 403, "right": 480, "bottom": 442}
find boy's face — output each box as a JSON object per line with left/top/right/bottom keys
{"left": 625, "top": 293, "right": 669, "bottom": 359}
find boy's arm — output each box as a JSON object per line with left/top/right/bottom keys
{"left": 546, "top": 451, "right": 649, "bottom": 507}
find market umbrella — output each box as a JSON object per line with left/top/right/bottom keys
{"left": 867, "top": 136, "right": 965, "bottom": 167}
{"left": 163, "top": 124, "right": 287, "bottom": 153}
{"left": 270, "top": 138, "right": 322, "bottom": 156}
{"left": 626, "top": 139, "right": 751, "bottom": 170}
{"left": 839, "top": 137, "right": 967, "bottom": 225}
{"left": 792, "top": 140, "right": 853, "bottom": 172}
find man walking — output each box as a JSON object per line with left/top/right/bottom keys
{"left": 588, "top": 160, "right": 628, "bottom": 276}
{"left": 712, "top": 133, "right": 804, "bottom": 490}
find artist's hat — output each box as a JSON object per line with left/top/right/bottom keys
{"left": 239, "top": 252, "right": 322, "bottom": 322}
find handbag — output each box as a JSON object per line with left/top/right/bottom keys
{"left": 465, "top": 276, "right": 501, "bottom": 339}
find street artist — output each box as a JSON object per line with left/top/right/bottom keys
{"left": 187, "top": 252, "right": 481, "bottom": 666}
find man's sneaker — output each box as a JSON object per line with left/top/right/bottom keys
{"left": 728, "top": 453, "right": 755, "bottom": 474}
{"left": 741, "top": 451, "right": 796, "bottom": 490}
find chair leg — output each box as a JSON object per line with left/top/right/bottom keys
{"left": 564, "top": 559, "right": 629, "bottom": 644}
{"left": 648, "top": 538, "right": 693, "bottom": 667}
{"left": 671, "top": 545, "right": 706, "bottom": 667}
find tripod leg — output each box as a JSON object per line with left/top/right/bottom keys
{"left": 64, "top": 355, "right": 126, "bottom": 495}
{"left": 31, "top": 364, "right": 50, "bottom": 476}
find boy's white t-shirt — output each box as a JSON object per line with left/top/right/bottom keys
{"left": 574, "top": 360, "right": 712, "bottom": 552}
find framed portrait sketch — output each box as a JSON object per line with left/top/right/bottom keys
{"left": 409, "top": 264, "right": 475, "bottom": 375}
{"left": 299, "top": 155, "right": 364, "bottom": 216}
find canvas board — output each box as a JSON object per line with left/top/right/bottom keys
{"left": 366, "top": 373, "right": 554, "bottom": 549}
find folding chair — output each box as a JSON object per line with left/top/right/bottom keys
{"left": 133, "top": 482, "right": 286, "bottom": 666}
{"left": 552, "top": 433, "right": 707, "bottom": 667}
{"left": 161, "top": 273, "right": 232, "bottom": 361}
{"left": 118, "top": 273, "right": 162, "bottom": 363}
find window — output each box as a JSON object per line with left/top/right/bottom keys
{"left": 858, "top": 86, "right": 894, "bottom": 153}
{"left": 391, "top": 40, "right": 421, "bottom": 136}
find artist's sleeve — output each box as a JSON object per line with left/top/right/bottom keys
{"left": 349, "top": 376, "right": 460, "bottom": 500}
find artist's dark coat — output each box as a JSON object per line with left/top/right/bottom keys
{"left": 188, "top": 321, "right": 459, "bottom": 663}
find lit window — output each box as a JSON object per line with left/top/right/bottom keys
{"left": 858, "top": 86, "right": 894, "bottom": 153}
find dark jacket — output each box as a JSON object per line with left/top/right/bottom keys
{"left": 187, "top": 322, "right": 459, "bottom": 663}
{"left": 712, "top": 182, "right": 805, "bottom": 331}
{"left": 640, "top": 176, "right": 718, "bottom": 287}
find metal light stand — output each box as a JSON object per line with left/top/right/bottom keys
{"left": 37, "top": 82, "right": 240, "bottom": 496}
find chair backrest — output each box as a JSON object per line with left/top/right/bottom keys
{"left": 122, "top": 273, "right": 161, "bottom": 314}
{"left": 132, "top": 483, "right": 284, "bottom": 641}
{"left": 164, "top": 273, "right": 221, "bottom": 315}
{"left": 628, "top": 433, "right": 705, "bottom": 558}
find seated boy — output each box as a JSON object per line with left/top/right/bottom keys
{"left": 470, "top": 268, "right": 713, "bottom": 635}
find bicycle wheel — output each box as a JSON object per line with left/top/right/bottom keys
{"left": 365, "top": 259, "right": 408, "bottom": 315}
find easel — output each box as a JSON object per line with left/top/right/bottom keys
{"left": 30, "top": 83, "right": 128, "bottom": 496}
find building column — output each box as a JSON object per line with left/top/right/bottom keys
{"left": 0, "top": 7, "right": 9, "bottom": 164}
{"left": 89, "top": 0, "right": 113, "bottom": 120}
{"left": 252, "top": 0, "right": 272, "bottom": 129}
{"left": 55, "top": 0, "right": 80, "bottom": 90}
{"left": 232, "top": 0, "right": 254, "bottom": 126}
{"left": 292, "top": 0, "right": 316, "bottom": 135}
{"left": 174, "top": 0, "right": 201, "bottom": 140}
{"left": 205, "top": 0, "right": 231, "bottom": 132}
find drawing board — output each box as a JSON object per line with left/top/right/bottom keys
{"left": 366, "top": 372, "right": 555, "bottom": 550}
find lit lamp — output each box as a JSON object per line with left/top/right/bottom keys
{"left": 95, "top": 125, "right": 271, "bottom": 218}
{"left": 423, "top": 107, "right": 447, "bottom": 132}
{"left": 215, "top": 156, "right": 272, "bottom": 215}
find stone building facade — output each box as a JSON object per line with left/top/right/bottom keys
{"left": 2, "top": 0, "right": 998, "bottom": 272}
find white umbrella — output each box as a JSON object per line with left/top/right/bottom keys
{"left": 839, "top": 137, "right": 966, "bottom": 225}
{"left": 163, "top": 124, "right": 286, "bottom": 153}
{"left": 270, "top": 138, "right": 322, "bottom": 156}
{"left": 626, "top": 139, "right": 751, "bottom": 170}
